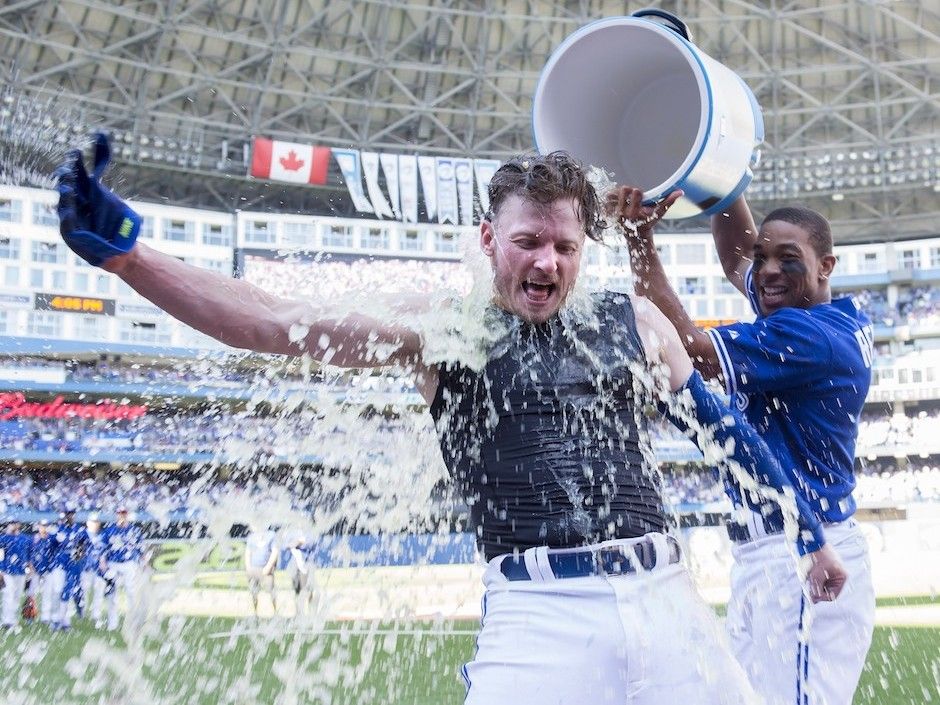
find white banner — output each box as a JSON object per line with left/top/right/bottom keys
{"left": 473, "top": 159, "right": 502, "bottom": 216}
{"left": 362, "top": 151, "right": 394, "bottom": 219}
{"left": 454, "top": 158, "right": 474, "bottom": 226}
{"left": 417, "top": 156, "right": 437, "bottom": 221}
{"left": 332, "top": 149, "right": 375, "bottom": 214}
{"left": 380, "top": 153, "right": 402, "bottom": 219}
{"left": 435, "top": 157, "right": 458, "bottom": 225}
{"left": 398, "top": 155, "right": 419, "bottom": 223}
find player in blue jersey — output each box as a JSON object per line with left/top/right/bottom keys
{"left": 50, "top": 507, "right": 90, "bottom": 630}
{"left": 28, "top": 520, "right": 57, "bottom": 625}
{"left": 100, "top": 507, "right": 145, "bottom": 631}
{"left": 0, "top": 521, "right": 33, "bottom": 628}
{"left": 611, "top": 186, "right": 876, "bottom": 705}
{"left": 81, "top": 513, "right": 111, "bottom": 629}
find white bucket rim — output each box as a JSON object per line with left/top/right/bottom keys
{"left": 532, "top": 15, "right": 714, "bottom": 200}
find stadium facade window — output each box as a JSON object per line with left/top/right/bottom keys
{"left": 0, "top": 198, "right": 22, "bottom": 223}
{"left": 76, "top": 315, "right": 106, "bottom": 340}
{"left": 714, "top": 299, "right": 727, "bottom": 317}
{"left": 401, "top": 230, "right": 423, "bottom": 252}
{"left": 165, "top": 219, "right": 194, "bottom": 243}
{"left": 96, "top": 274, "right": 111, "bottom": 295}
{"left": 281, "top": 222, "right": 315, "bottom": 248}
{"left": 713, "top": 276, "right": 737, "bottom": 295}
{"left": 31, "top": 241, "right": 66, "bottom": 264}
{"left": 203, "top": 222, "right": 234, "bottom": 247}
{"left": 27, "top": 311, "right": 62, "bottom": 337}
{"left": 200, "top": 259, "right": 227, "bottom": 274}
{"left": 859, "top": 251, "right": 883, "bottom": 273}
{"left": 679, "top": 276, "right": 706, "bottom": 295}
{"left": 731, "top": 298, "right": 746, "bottom": 317}
{"left": 656, "top": 244, "right": 672, "bottom": 265}
{"left": 51, "top": 270, "right": 67, "bottom": 291}
{"left": 245, "top": 220, "right": 275, "bottom": 245}
{"left": 30, "top": 269, "right": 44, "bottom": 288}
{"left": 930, "top": 247, "right": 940, "bottom": 269}
{"left": 31, "top": 202, "right": 59, "bottom": 227}
{"left": 140, "top": 216, "right": 155, "bottom": 240}
{"left": 0, "top": 237, "right": 19, "bottom": 260}
{"left": 584, "top": 245, "right": 601, "bottom": 266}
{"left": 74, "top": 272, "right": 89, "bottom": 291}
{"left": 899, "top": 248, "right": 920, "bottom": 271}
{"left": 606, "top": 276, "right": 631, "bottom": 292}
{"left": 0, "top": 310, "right": 6, "bottom": 334}
{"left": 695, "top": 299, "right": 709, "bottom": 317}
{"left": 4, "top": 265, "right": 19, "bottom": 287}
{"left": 434, "top": 231, "right": 458, "bottom": 253}
{"left": 364, "top": 227, "right": 390, "bottom": 250}
{"left": 323, "top": 224, "right": 353, "bottom": 248}
{"left": 608, "top": 246, "right": 630, "bottom": 267}
{"left": 120, "top": 320, "right": 170, "bottom": 345}
{"left": 118, "top": 280, "right": 134, "bottom": 296}
{"left": 676, "top": 243, "right": 706, "bottom": 265}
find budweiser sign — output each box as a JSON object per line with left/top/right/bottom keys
{"left": 0, "top": 393, "right": 147, "bottom": 421}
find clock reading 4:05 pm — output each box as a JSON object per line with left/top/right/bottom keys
{"left": 34, "top": 292, "right": 116, "bottom": 316}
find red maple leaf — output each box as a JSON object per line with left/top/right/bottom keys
{"left": 280, "top": 150, "right": 305, "bottom": 171}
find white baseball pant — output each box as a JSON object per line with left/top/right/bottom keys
{"left": 725, "top": 519, "right": 875, "bottom": 705}
{"left": 81, "top": 570, "right": 108, "bottom": 624}
{"left": 35, "top": 572, "right": 56, "bottom": 623}
{"left": 463, "top": 535, "right": 759, "bottom": 705}
{"left": 1, "top": 573, "right": 26, "bottom": 626}
{"left": 105, "top": 561, "right": 140, "bottom": 630}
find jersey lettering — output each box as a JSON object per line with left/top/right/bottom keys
{"left": 854, "top": 324, "right": 874, "bottom": 368}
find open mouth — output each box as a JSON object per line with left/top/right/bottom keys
{"left": 522, "top": 281, "right": 556, "bottom": 304}
{"left": 760, "top": 284, "right": 788, "bottom": 305}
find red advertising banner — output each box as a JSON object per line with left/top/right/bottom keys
{"left": 0, "top": 393, "right": 147, "bottom": 421}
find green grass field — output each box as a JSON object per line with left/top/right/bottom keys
{"left": 0, "top": 616, "right": 937, "bottom": 704}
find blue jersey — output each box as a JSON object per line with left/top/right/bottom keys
{"left": 0, "top": 533, "right": 32, "bottom": 575}
{"left": 31, "top": 534, "right": 56, "bottom": 574}
{"left": 102, "top": 523, "right": 143, "bottom": 563}
{"left": 52, "top": 524, "right": 88, "bottom": 572}
{"left": 83, "top": 532, "right": 108, "bottom": 574}
{"left": 706, "top": 266, "right": 873, "bottom": 523}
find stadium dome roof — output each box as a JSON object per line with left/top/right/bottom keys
{"left": 1, "top": 1, "right": 938, "bottom": 243}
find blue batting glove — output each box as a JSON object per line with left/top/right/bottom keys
{"left": 55, "top": 132, "right": 142, "bottom": 267}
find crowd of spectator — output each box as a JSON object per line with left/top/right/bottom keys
{"left": 241, "top": 255, "right": 475, "bottom": 301}
{"left": 2, "top": 456, "right": 938, "bottom": 521}
{"left": 850, "top": 286, "right": 940, "bottom": 328}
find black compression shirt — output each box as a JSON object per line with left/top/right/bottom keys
{"left": 429, "top": 292, "right": 666, "bottom": 560}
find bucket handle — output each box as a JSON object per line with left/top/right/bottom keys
{"left": 630, "top": 9, "right": 692, "bottom": 41}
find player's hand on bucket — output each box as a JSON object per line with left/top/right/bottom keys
{"left": 802, "top": 543, "right": 848, "bottom": 603}
{"left": 55, "top": 132, "right": 142, "bottom": 271}
{"left": 605, "top": 186, "right": 683, "bottom": 235}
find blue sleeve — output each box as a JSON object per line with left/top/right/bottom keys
{"left": 662, "top": 371, "right": 825, "bottom": 555}
{"left": 705, "top": 308, "right": 834, "bottom": 397}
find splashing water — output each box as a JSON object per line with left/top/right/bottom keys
{"left": 0, "top": 131, "right": 846, "bottom": 704}
{"left": 0, "top": 86, "right": 87, "bottom": 190}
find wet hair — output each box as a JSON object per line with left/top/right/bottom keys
{"left": 761, "top": 206, "right": 832, "bottom": 257}
{"left": 485, "top": 151, "right": 606, "bottom": 241}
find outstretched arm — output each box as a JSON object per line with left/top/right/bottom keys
{"left": 711, "top": 195, "right": 758, "bottom": 296}
{"left": 57, "top": 133, "right": 437, "bottom": 400}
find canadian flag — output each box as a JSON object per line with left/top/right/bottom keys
{"left": 250, "top": 137, "right": 331, "bottom": 185}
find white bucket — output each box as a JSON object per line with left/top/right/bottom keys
{"left": 533, "top": 15, "right": 763, "bottom": 219}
